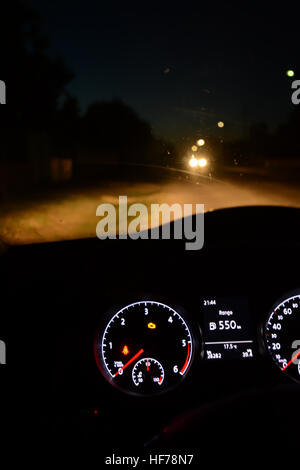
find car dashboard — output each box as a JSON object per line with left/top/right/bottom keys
{"left": 0, "top": 206, "right": 299, "bottom": 461}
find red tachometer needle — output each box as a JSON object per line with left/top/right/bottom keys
{"left": 113, "top": 348, "right": 144, "bottom": 377}
{"left": 146, "top": 359, "right": 149, "bottom": 371}
{"left": 282, "top": 350, "right": 300, "bottom": 371}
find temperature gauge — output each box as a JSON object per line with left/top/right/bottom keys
{"left": 132, "top": 358, "right": 164, "bottom": 392}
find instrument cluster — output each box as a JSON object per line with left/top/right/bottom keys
{"left": 93, "top": 290, "right": 300, "bottom": 396}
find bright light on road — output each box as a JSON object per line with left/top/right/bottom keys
{"left": 189, "top": 156, "right": 198, "bottom": 168}
{"left": 198, "top": 157, "right": 208, "bottom": 168}
{"left": 191, "top": 145, "right": 198, "bottom": 151}
{"left": 217, "top": 121, "right": 224, "bottom": 128}
{"left": 197, "top": 139, "right": 205, "bottom": 146}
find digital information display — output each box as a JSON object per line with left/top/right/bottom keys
{"left": 202, "top": 297, "right": 255, "bottom": 360}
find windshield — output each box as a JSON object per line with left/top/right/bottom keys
{"left": 1, "top": 2, "right": 300, "bottom": 245}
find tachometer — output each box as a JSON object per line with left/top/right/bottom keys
{"left": 264, "top": 290, "right": 300, "bottom": 384}
{"left": 94, "top": 301, "right": 195, "bottom": 395}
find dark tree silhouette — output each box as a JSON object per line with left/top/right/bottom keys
{"left": 79, "top": 99, "right": 161, "bottom": 164}
{"left": 248, "top": 122, "right": 270, "bottom": 158}
{"left": 0, "top": 1, "right": 73, "bottom": 162}
{"left": 0, "top": 2, "right": 187, "bottom": 173}
{"left": 52, "top": 95, "right": 81, "bottom": 159}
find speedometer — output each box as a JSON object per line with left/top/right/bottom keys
{"left": 94, "top": 300, "right": 195, "bottom": 395}
{"left": 264, "top": 290, "right": 300, "bottom": 384}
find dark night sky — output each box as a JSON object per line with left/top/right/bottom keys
{"left": 27, "top": 1, "right": 299, "bottom": 142}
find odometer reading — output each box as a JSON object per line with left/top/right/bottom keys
{"left": 94, "top": 301, "right": 194, "bottom": 395}
{"left": 264, "top": 291, "right": 300, "bottom": 384}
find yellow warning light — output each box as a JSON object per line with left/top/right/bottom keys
{"left": 147, "top": 322, "right": 156, "bottom": 329}
{"left": 122, "top": 345, "right": 129, "bottom": 355}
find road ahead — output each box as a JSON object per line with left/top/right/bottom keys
{"left": 0, "top": 170, "right": 300, "bottom": 245}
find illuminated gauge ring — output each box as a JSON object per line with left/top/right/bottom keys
{"left": 94, "top": 301, "right": 195, "bottom": 396}
{"left": 264, "top": 290, "right": 300, "bottom": 384}
{"left": 132, "top": 358, "right": 165, "bottom": 388}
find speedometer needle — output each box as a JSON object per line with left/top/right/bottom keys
{"left": 113, "top": 348, "right": 144, "bottom": 377}
{"left": 282, "top": 350, "right": 300, "bottom": 371}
